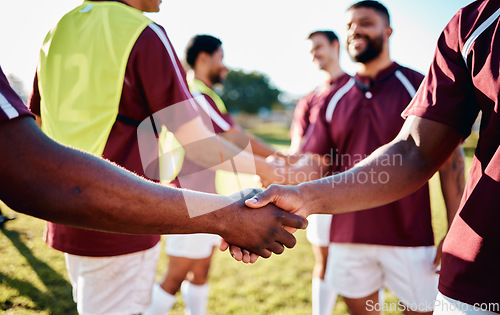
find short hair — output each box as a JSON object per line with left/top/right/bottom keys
{"left": 185, "top": 35, "right": 222, "bottom": 68}
{"left": 308, "top": 30, "right": 339, "bottom": 43}
{"left": 347, "top": 1, "right": 391, "bottom": 26}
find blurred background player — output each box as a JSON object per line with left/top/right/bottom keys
{"left": 145, "top": 34, "right": 278, "bottom": 315}
{"left": 288, "top": 30, "right": 350, "bottom": 315}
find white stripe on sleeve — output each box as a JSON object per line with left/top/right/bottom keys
{"left": 192, "top": 92, "right": 231, "bottom": 131}
{"left": 0, "top": 92, "right": 19, "bottom": 119}
{"left": 148, "top": 23, "right": 198, "bottom": 111}
{"left": 395, "top": 70, "right": 417, "bottom": 98}
{"left": 462, "top": 8, "right": 500, "bottom": 68}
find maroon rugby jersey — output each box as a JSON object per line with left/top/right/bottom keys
{"left": 303, "top": 62, "right": 434, "bottom": 247}
{"left": 0, "top": 65, "right": 33, "bottom": 122}
{"left": 403, "top": 0, "right": 500, "bottom": 307}
{"left": 29, "top": 1, "right": 198, "bottom": 257}
{"left": 290, "top": 73, "right": 351, "bottom": 140}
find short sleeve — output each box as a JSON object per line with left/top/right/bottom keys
{"left": 289, "top": 93, "right": 313, "bottom": 138}
{"left": 301, "top": 107, "right": 333, "bottom": 156}
{"left": 0, "top": 66, "right": 34, "bottom": 122}
{"left": 127, "top": 25, "right": 199, "bottom": 132}
{"left": 402, "top": 12, "right": 479, "bottom": 139}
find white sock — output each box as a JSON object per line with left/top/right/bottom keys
{"left": 180, "top": 281, "right": 209, "bottom": 315}
{"left": 312, "top": 278, "right": 338, "bottom": 315}
{"left": 143, "top": 283, "right": 176, "bottom": 315}
{"left": 379, "top": 288, "right": 385, "bottom": 304}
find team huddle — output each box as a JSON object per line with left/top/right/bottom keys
{"left": 0, "top": 0, "right": 499, "bottom": 314}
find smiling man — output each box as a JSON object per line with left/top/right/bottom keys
{"left": 266, "top": 1, "right": 464, "bottom": 314}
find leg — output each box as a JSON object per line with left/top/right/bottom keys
{"left": 307, "top": 214, "right": 338, "bottom": 315}
{"left": 343, "top": 290, "right": 380, "bottom": 315}
{"left": 311, "top": 245, "right": 338, "bottom": 315}
{"left": 161, "top": 256, "right": 197, "bottom": 294}
{"left": 143, "top": 256, "right": 196, "bottom": 315}
{"left": 182, "top": 247, "right": 215, "bottom": 315}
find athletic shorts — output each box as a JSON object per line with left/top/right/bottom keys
{"left": 306, "top": 214, "right": 332, "bottom": 247}
{"left": 65, "top": 243, "right": 161, "bottom": 315}
{"left": 165, "top": 233, "right": 221, "bottom": 259}
{"left": 325, "top": 243, "right": 438, "bottom": 312}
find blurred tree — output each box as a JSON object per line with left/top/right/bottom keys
{"left": 220, "top": 70, "right": 281, "bottom": 114}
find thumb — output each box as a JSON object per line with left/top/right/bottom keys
{"left": 245, "top": 186, "right": 277, "bottom": 209}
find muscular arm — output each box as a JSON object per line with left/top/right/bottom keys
{"left": 247, "top": 116, "right": 463, "bottom": 217}
{"left": 0, "top": 117, "right": 307, "bottom": 257}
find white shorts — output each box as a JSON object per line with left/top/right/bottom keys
{"left": 65, "top": 243, "right": 160, "bottom": 315}
{"left": 166, "top": 233, "right": 221, "bottom": 259}
{"left": 305, "top": 214, "right": 332, "bottom": 247}
{"left": 325, "top": 243, "right": 438, "bottom": 312}
{"left": 434, "top": 292, "right": 499, "bottom": 315}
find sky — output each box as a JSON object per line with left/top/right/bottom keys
{"left": 0, "top": 0, "right": 474, "bottom": 98}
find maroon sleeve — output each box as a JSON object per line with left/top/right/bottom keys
{"left": 402, "top": 11, "right": 479, "bottom": 139}
{"left": 27, "top": 72, "right": 40, "bottom": 116}
{"left": 289, "top": 93, "right": 314, "bottom": 138}
{"left": 201, "top": 93, "right": 235, "bottom": 132}
{"left": 301, "top": 106, "right": 333, "bottom": 156}
{"left": 0, "top": 65, "right": 34, "bottom": 122}
{"left": 126, "top": 24, "right": 199, "bottom": 131}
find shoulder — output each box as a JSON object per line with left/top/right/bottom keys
{"left": 396, "top": 65, "right": 425, "bottom": 85}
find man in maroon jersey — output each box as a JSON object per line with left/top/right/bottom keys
{"left": 240, "top": 1, "right": 464, "bottom": 314}
{"left": 243, "top": 0, "right": 500, "bottom": 313}
{"left": 27, "top": 0, "right": 294, "bottom": 313}
{"left": 288, "top": 29, "right": 350, "bottom": 315}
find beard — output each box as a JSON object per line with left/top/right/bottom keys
{"left": 209, "top": 71, "right": 224, "bottom": 85}
{"left": 348, "top": 33, "right": 384, "bottom": 64}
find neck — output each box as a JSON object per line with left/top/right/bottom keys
{"left": 358, "top": 56, "right": 392, "bottom": 79}
{"left": 356, "top": 49, "right": 392, "bottom": 79}
{"left": 194, "top": 73, "right": 213, "bottom": 89}
{"left": 324, "top": 63, "right": 345, "bottom": 81}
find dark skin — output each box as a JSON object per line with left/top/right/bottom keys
{"left": 0, "top": 116, "right": 307, "bottom": 258}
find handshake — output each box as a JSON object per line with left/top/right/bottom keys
{"left": 217, "top": 152, "right": 329, "bottom": 263}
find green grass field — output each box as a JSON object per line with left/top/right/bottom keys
{"left": 0, "top": 124, "right": 476, "bottom": 314}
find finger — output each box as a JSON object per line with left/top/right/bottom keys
{"left": 245, "top": 186, "right": 278, "bottom": 208}
{"left": 267, "top": 241, "right": 285, "bottom": 255}
{"left": 280, "top": 211, "right": 308, "bottom": 230}
{"left": 275, "top": 227, "right": 297, "bottom": 249}
{"left": 257, "top": 248, "right": 272, "bottom": 259}
{"left": 249, "top": 253, "right": 259, "bottom": 263}
{"left": 229, "top": 246, "right": 243, "bottom": 261}
{"left": 219, "top": 239, "right": 229, "bottom": 252}
{"left": 242, "top": 250, "right": 251, "bottom": 264}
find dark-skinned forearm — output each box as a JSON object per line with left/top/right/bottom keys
{"left": 297, "top": 117, "right": 463, "bottom": 215}
{"left": 0, "top": 117, "right": 230, "bottom": 235}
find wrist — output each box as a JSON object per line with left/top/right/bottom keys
{"left": 298, "top": 181, "right": 320, "bottom": 216}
